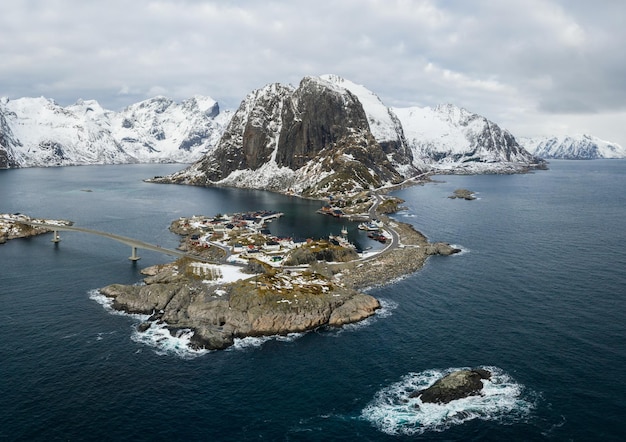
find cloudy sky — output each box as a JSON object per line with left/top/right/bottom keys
{"left": 2, "top": 0, "right": 625, "bottom": 145}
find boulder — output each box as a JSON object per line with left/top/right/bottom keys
{"left": 424, "top": 242, "right": 461, "bottom": 256}
{"left": 448, "top": 188, "right": 476, "bottom": 200}
{"left": 328, "top": 294, "right": 381, "bottom": 326}
{"left": 410, "top": 369, "right": 492, "bottom": 404}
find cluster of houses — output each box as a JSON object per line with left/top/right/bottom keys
{"left": 175, "top": 211, "right": 301, "bottom": 266}
{"left": 175, "top": 210, "right": 360, "bottom": 267}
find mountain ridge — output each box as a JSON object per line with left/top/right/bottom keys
{"left": 0, "top": 95, "right": 231, "bottom": 168}
{"left": 13, "top": 75, "right": 617, "bottom": 184}
{"left": 519, "top": 134, "right": 626, "bottom": 159}
{"left": 156, "top": 76, "right": 407, "bottom": 197}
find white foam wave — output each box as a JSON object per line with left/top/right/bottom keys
{"left": 361, "top": 366, "right": 535, "bottom": 436}
{"left": 89, "top": 289, "right": 209, "bottom": 359}
{"left": 130, "top": 322, "right": 210, "bottom": 359}
{"left": 230, "top": 332, "right": 305, "bottom": 351}
{"left": 376, "top": 298, "right": 399, "bottom": 318}
{"left": 450, "top": 244, "right": 470, "bottom": 255}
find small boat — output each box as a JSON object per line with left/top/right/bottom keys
{"left": 367, "top": 231, "right": 388, "bottom": 243}
{"left": 359, "top": 222, "right": 380, "bottom": 231}
{"left": 341, "top": 226, "right": 348, "bottom": 236}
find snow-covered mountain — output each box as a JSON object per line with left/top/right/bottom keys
{"left": 1, "top": 74, "right": 550, "bottom": 193}
{"left": 154, "top": 75, "right": 547, "bottom": 198}
{"left": 155, "top": 76, "right": 407, "bottom": 197}
{"left": 319, "top": 74, "right": 414, "bottom": 175}
{"left": 519, "top": 134, "right": 626, "bottom": 159}
{"left": 0, "top": 96, "right": 231, "bottom": 168}
{"left": 394, "top": 104, "right": 545, "bottom": 173}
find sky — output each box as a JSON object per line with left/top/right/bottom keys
{"left": 2, "top": 0, "right": 626, "bottom": 145}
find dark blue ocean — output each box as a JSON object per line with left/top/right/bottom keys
{"left": 1, "top": 161, "right": 624, "bottom": 441}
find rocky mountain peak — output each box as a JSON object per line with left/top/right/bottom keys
{"left": 395, "top": 104, "right": 545, "bottom": 173}
{"left": 320, "top": 74, "right": 413, "bottom": 172}
{"left": 160, "top": 76, "right": 406, "bottom": 197}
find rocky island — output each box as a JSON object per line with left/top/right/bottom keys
{"left": 448, "top": 188, "right": 477, "bottom": 200}
{"left": 97, "top": 201, "right": 460, "bottom": 351}
{"left": 108, "top": 75, "right": 542, "bottom": 351}
{"left": 410, "top": 368, "right": 492, "bottom": 404}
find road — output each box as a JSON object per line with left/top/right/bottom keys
{"left": 361, "top": 192, "right": 401, "bottom": 261}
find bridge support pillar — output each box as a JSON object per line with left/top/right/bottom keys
{"left": 51, "top": 230, "right": 61, "bottom": 243}
{"left": 129, "top": 246, "right": 141, "bottom": 261}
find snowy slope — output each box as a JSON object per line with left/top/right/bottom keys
{"left": 394, "top": 104, "right": 544, "bottom": 173}
{"left": 157, "top": 76, "right": 404, "bottom": 197}
{"left": 5, "top": 97, "right": 133, "bottom": 167}
{"left": 319, "top": 74, "right": 413, "bottom": 174}
{"left": 519, "top": 134, "right": 626, "bottom": 159}
{"left": 0, "top": 96, "right": 231, "bottom": 167}
{"left": 112, "top": 96, "right": 231, "bottom": 163}
{"left": 320, "top": 74, "right": 402, "bottom": 143}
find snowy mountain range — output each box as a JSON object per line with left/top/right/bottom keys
{"left": 155, "top": 76, "right": 408, "bottom": 197}
{"left": 0, "top": 95, "right": 231, "bottom": 168}
{"left": 10, "top": 73, "right": 625, "bottom": 198}
{"left": 519, "top": 134, "right": 626, "bottom": 159}
{"left": 151, "top": 75, "right": 547, "bottom": 197}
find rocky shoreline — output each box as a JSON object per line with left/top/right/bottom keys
{"left": 98, "top": 203, "right": 460, "bottom": 351}
{"left": 0, "top": 213, "right": 73, "bottom": 244}
{"left": 311, "top": 215, "right": 460, "bottom": 291}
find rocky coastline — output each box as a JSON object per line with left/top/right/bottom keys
{"left": 98, "top": 200, "right": 460, "bottom": 351}
{"left": 0, "top": 213, "right": 73, "bottom": 244}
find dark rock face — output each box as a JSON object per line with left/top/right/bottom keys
{"left": 0, "top": 109, "right": 19, "bottom": 169}
{"left": 275, "top": 77, "right": 371, "bottom": 169}
{"left": 410, "top": 369, "right": 492, "bottom": 404}
{"left": 181, "top": 77, "right": 403, "bottom": 195}
{"left": 0, "top": 148, "right": 15, "bottom": 169}
{"left": 192, "top": 83, "right": 292, "bottom": 183}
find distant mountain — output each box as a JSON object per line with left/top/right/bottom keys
{"left": 0, "top": 96, "right": 231, "bottom": 168}
{"left": 519, "top": 134, "right": 626, "bottom": 159}
{"left": 394, "top": 104, "right": 545, "bottom": 174}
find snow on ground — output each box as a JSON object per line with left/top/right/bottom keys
{"left": 189, "top": 262, "right": 252, "bottom": 284}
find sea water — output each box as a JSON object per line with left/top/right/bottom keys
{"left": 1, "top": 161, "right": 625, "bottom": 441}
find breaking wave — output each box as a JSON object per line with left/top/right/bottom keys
{"left": 89, "top": 289, "right": 209, "bottom": 359}
{"left": 89, "top": 289, "right": 396, "bottom": 357}
{"left": 361, "top": 366, "right": 535, "bottom": 436}
{"left": 230, "top": 333, "right": 305, "bottom": 351}
{"left": 130, "top": 321, "right": 210, "bottom": 359}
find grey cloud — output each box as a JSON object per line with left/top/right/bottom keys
{"left": 1, "top": 0, "right": 625, "bottom": 145}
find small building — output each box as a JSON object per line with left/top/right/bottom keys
{"left": 264, "top": 241, "right": 280, "bottom": 252}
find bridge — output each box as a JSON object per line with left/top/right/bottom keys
{"left": 22, "top": 221, "right": 221, "bottom": 263}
